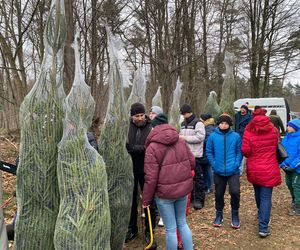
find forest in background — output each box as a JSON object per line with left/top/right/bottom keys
{"left": 1, "top": 0, "right": 300, "bottom": 133}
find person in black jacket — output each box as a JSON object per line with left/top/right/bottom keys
{"left": 125, "top": 103, "right": 156, "bottom": 247}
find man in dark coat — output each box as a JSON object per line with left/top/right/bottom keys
{"left": 269, "top": 110, "right": 285, "bottom": 134}
{"left": 234, "top": 105, "right": 252, "bottom": 138}
{"left": 125, "top": 102, "right": 156, "bottom": 246}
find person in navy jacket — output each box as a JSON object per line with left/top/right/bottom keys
{"left": 206, "top": 113, "right": 242, "bottom": 229}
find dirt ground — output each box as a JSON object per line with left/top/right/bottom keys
{"left": 1, "top": 134, "right": 300, "bottom": 250}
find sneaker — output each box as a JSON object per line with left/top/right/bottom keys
{"left": 125, "top": 229, "right": 138, "bottom": 243}
{"left": 158, "top": 217, "right": 164, "bottom": 227}
{"left": 259, "top": 230, "right": 271, "bottom": 238}
{"left": 289, "top": 209, "right": 300, "bottom": 216}
{"left": 141, "top": 212, "right": 145, "bottom": 218}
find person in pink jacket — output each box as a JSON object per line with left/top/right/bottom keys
{"left": 242, "top": 108, "right": 281, "bottom": 238}
{"left": 142, "top": 113, "right": 194, "bottom": 250}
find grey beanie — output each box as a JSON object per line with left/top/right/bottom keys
{"left": 150, "top": 106, "right": 163, "bottom": 115}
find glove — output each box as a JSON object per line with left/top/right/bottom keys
{"left": 126, "top": 143, "right": 133, "bottom": 153}
{"left": 282, "top": 166, "right": 294, "bottom": 172}
{"left": 133, "top": 145, "right": 145, "bottom": 153}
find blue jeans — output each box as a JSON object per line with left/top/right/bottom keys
{"left": 155, "top": 196, "right": 193, "bottom": 250}
{"left": 253, "top": 185, "right": 273, "bottom": 233}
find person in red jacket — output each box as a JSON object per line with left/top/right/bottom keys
{"left": 242, "top": 108, "right": 281, "bottom": 238}
{"left": 142, "top": 113, "right": 194, "bottom": 250}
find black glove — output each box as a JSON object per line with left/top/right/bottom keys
{"left": 282, "top": 166, "right": 294, "bottom": 172}
{"left": 133, "top": 145, "right": 145, "bottom": 154}
{"left": 126, "top": 143, "right": 133, "bottom": 153}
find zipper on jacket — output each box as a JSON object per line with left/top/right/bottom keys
{"left": 224, "top": 133, "right": 227, "bottom": 176}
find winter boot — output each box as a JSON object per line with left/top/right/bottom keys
{"left": 213, "top": 210, "right": 223, "bottom": 227}
{"left": 289, "top": 204, "right": 300, "bottom": 216}
{"left": 231, "top": 209, "right": 240, "bottom": 229}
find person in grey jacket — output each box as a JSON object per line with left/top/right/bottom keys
{"left": 179, "top": 104, "right": 206, "bottom": 210}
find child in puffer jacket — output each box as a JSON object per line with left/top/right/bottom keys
{"left": 280, "top": 119, "right": 300, "bottom": 216}
{"left": 206, "top": 114, "right": 243, "bottom": 229}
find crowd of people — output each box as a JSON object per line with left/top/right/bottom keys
{"left": 126, "top": 102, "right": 300, "bottom": 250}
{"left": 1, "top": 102, "right": 299, "bottom": 250}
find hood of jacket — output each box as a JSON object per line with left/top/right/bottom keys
{"left": 146, "top": 124, "right": 179, "bottom": 147}
{"left": 203, "top": 117, "right": 215, "bottom": 127}
{"left": 246, "top": 115, "right": 274, "bottom": 134}
{"left": 288, "top": 119, "right": 300, "bottom": 131}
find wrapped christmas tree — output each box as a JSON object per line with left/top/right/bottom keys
{"left": 152, "top": 86, "right": 163, "bottom": 108}
{"left": 54, "top": 35, "right": 111, "bottom": 250}
{"left": 204, "top": 91, "right": 221, "bottom": 120}
{"left": 169, "top": 78, "right": 183, "bottom": 131}
{"left": 15, "top": 0, "right": 66, "bottom": 249}
{"left": 126, "top": 67, "right": 146, "bottom": 113}
{"left": 99, "top": 27, "right": 133, "bottom": 250}
{"left": 219, "top": 51, "right": 235, "bottom": 117}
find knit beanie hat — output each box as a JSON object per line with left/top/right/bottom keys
{"left": 151, "top": 113, "right": 168, "bottom": 128}
{"left": 180, "top": 104, "right": 192, "bottom": 114}
{"left": 217, "top": 113, "right": 233, "bottom": 126}
{"left": 130, "top": 102, "right": 145, "bottom": 116}
{"left": 252, "top": 108, "right": 267, "bottom": 117}
{"left": 200, "top": 113, "right": 212, "bottom": 121}
{"left": 240, "top": 105, "right": 249, "bottom": 111}
{"left": 288, "top": 120, "right": 300, "bottom": 131}
{"left": 150, "top": 106, "right": 163, "bottom": 115}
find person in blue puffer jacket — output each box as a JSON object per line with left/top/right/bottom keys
{"left": 280, "top": 119, "right": 300, "bottom": 216}
{"left": 206, "top": 113, "right": 243, "bottom": 229}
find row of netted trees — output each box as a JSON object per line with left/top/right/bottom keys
{"left": 12, "top": 1, "right": 201, "bottom": 249}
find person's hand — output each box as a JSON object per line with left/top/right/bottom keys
{"left": 133, "top": 145, "right": 145, "bottom": 153}
{"left": 126, "top": 143, "right": 133, "bottom": 153}
{"left": 282, "top": 166, "right": 294, "bottom": 172}
{"left": 179, "top": 135, "right": 186, "bottom": 140}
{"left": 142, "top": 204, "right": 149, "bottom": 209}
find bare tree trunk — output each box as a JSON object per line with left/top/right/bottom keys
{"left": 64, "top": 0, "right": 75, "bottom": 93}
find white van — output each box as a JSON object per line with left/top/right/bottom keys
{"left": 234, "top": 97, "right": 291, "bottom": 130}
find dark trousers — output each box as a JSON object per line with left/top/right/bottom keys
{"left": 128, "top": 172, "right": 156, "bottom": 234}
{"left": 253, "top": 185, "right": 273, "bottom": 233}
{"left": 199, "top": 157, "right": 213, "bottom": 191}
{"left": 193, "top": 157, "right": 206, "bottom": 204}
{"left": 285, "top": 171, "right": 300, "bottom": 205}
{"left": 214, "top": 173, "right": 240, "bottom": 211}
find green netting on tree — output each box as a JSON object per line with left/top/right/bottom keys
{"left": 152, "top": 86, "right": 163, "bottom": 108}
{"left": 0, "top": 172, "right": 8, "bottom": 250}
{"left": 99, "top": 27, "right": 133, "bottom": 250}
{"left": 169, "top": 78, "right": 183, "bottom": 131}
{"left": 15, "top": 1, "right": 66, "bottom": 249}
{"left": 54, "top": 35, "right": 111, "bottom": 250}
{"left": 219, "top": 51, "right": 235, "bottom": 117}
{"left": 203, "top": 91, "right": 221, "bottom": 120}
{"left": 126, "top": 67, "right": 146, "bottom": 113}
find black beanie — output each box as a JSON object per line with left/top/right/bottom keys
{"left": 130, "top": 102, "right": 145, "bottom": 116}
{"left": 200, "top": 113, "right": 212, "bottom": 121}
{"left": 240, "top": 105, "right": 249, "bottom": 111}
{"left": 180, "top": 104, "right": 192, "bottom": 114}
{"left": 217, "top": 114, "right": 233, "bottom": 126}
{"left": 151, "top": 113, "right": 168, "bottom": 128}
